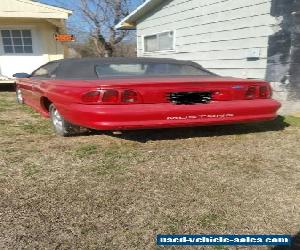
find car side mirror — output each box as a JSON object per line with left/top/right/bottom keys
{"left": 13, "top": 73, "right": 30, "bottom": 78}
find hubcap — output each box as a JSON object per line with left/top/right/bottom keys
{"left": 17, "top": 89, "right": 23, "bottom": 103}
{"left": 52, "top": 109, "right": 63, "bottom": 132}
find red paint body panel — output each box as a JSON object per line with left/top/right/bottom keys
{"left": 57, "top": 100, "right": 280, "bottom": 130}
{"left": 16, "top": 76, "right": 281, "bottom": 131}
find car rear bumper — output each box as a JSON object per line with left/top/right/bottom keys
{"left": 57, "top": 99, "right": 281, "bottom": 130}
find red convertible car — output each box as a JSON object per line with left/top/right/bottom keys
{"left": 15, "top": 57, "right": 281, "bottom": 136}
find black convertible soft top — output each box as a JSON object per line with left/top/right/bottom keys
{"left": 48, "top": 57, "right": 215, "bottom": 80}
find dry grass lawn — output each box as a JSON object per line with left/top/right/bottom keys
{"left": 0, "top": 90, "right": 299, "bottom": 250}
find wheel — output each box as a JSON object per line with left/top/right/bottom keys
{"left": 16, "top": 88, "right": 24, "bottom": 104}
{"left": 49, "top": 104, "right": 81, "bottom": 136}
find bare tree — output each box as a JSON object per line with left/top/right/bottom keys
{"left": 40, "top": 0, "right": 144, "bottom": 57}
{"left": 78, "top": 0, "right": 131, "bottom": 57}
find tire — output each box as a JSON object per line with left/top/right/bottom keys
{"left": 49, "top": 104, "right": 81, "bottom": 137}
{"left": 16, "top": 88, "right": 24, "bottom": 104}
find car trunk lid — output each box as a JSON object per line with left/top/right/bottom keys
{"left": 52, "top": 76, "right": 269, "bottom": 104}
{"left": 90, "top": 76, "right": 265, "bottom": 104}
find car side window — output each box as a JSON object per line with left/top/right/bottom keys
{"left": 31, "top": 62, "right": 60, "bottom": 79}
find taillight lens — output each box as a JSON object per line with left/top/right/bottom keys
{"left": 259, "top": 86, "right": 271, "bottom": 99}
{"left": 122, "top": 90, "right": 139, "bottom": 103}
{"left": 245, "top": 86, "right": 257, "bottom": 99}
{"left": 81, "top": 91, "right": 101, "bottom": 103}
{"left": 82, "top": 89, "right": 141, "bottom": 104}
{"left": 245, "top": 85, "right": 272, "bottom": 99}
{"left": 102, "top": 90, "right": 119, "bottom": 103}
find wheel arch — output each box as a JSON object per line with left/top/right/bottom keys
{"left": 40, "top": 96, "right": 53, "bottom": 114}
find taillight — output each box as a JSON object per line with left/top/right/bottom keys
{"left": 245, "top": 86, "right": 257, "bottom": 99}
{"left": 102, "top": 90, "right": 119, "bottom": 103}
{"left": 121, "top": 90, "right": 139, "bottom": 103}
{"left": 81, "top": 91, "right": 101, "bottom": 103}
{"left": 259, "top": 86, "right": 271, "bottom": 99}
{"left": 82, "top": 89, "right": 141, "bottom": 104}
{"left": 244, "top": 85, "right": 271, "bottom": 100}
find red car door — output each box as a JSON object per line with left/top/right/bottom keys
{"left": 30, "top": 78, "right": 44, "bottom": 108}
{"left": 17, "top": 77, "right": 34, "bottom": 106}
{"left": 27, "top": 61, "right": 60, "bottom": 109}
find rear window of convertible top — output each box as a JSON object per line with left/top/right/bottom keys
{"left": 95, "top": 63, "right": 213, "bottom": 78}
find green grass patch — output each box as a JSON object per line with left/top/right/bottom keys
{"left": 164, "top": 216, "right": 187, "bottom": 234}
{"left": 24, "top": 163, "right": 40, "bottom": 177}
{"left": 285, "top": 116, "right": 300, "bottom": 127}
{"left": 197, "top": 213, "right": 222, "bottom": 228}
{"left": 75, "top": 144, "right": 98, "bottom": 158}
{"left": 93, "top": 148, "right": 131, "bottom": 175}
{"left": 89, "top": 145, "right": 143, "bottom": 176}
{"left": 214, "top": 247, "right": 230, "bottom": 250}
{"left": 74, "top": 142, "right": 146, "bottom": 176}
{"left": 21, "top": 105, "right": 42, "bottom": 118}
{"left": 0, "top": 119, "right": 10, "bottom": 126}
{"left": 0, "top": 100, "right": 16, "bottom": 112}
{"left": 21, "top": 121, "right": 52, "bottom": 135}
{"left": 0, "top": 98, "right": 14, "bottom": 107}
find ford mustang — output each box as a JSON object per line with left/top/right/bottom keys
{"left": 15, "top": 57, "right": 281, "bottom": 136}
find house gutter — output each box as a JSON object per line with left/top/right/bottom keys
{"left": 115, "top": 0, "right": 163, "bottom": 30}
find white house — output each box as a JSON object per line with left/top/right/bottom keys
{"left": 116, "top": 0, "right": 300, "bottom": 111}
{"left": 0, "top": 0, "right": 72, "bottom": 82}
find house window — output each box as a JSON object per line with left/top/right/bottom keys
{"left": 144, "top": 31, "right": 174, "bottom": 52}
{"left": 1, "top": 30, "right": 33, "bottom": 54}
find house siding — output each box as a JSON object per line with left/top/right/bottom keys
{"left": 137, "top": 0, "right": 276, "bottom": 79}
{"left": 0, "top": 0, "right": 70, "bottom": 79}
{"left": 0, "top": 18, "right": 64, "bottom": 78}
{"left": 0, "top": 0, "right": 69, "bottom": 19}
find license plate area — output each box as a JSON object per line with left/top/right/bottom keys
{"left": 168, "top": 91, "right": 212, "bottom": 105}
